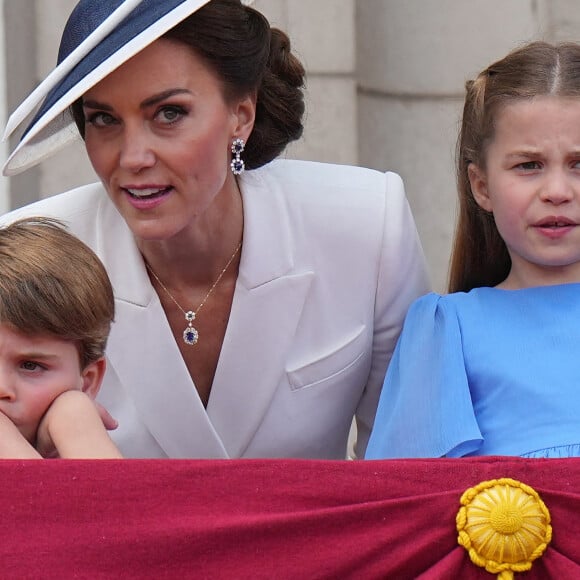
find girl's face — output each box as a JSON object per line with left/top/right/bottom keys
{"left": 83, "top": 38, "right": 255, "bottom": 243}
{"left": 469, "top": 96, "right": 580, "bottom": 289}
{"left": 0, "top": 324, "right": 101, "bottom": 443}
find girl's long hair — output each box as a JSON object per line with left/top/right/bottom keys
{"left": 449, "top": 41, "right": 580, "bottom": 293}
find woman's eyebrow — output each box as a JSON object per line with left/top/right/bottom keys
{"left": 83, "top": 89, "right": 192, "bottom": 112}
{"left": 140, "top": 88, "right": 192, "bottom": 109}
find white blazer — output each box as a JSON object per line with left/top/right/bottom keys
{"left": 2, "top": 160, "right": 430, "bottom": 458}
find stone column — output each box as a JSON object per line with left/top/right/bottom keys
{"left": 0, "top": 0, "right": 8, "bottom": 213}
{"left": 357, "top": 0, "right": 549, "bottom": 290}
{"left": 256, "top": 0, "right": 358, "bottom": 164}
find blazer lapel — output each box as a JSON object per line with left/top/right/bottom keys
{"left": 108, "top": 298, "right": 230, "bottom": 458}
{"left": 96, "top": 199, "right": 229, "bottom": 458}
{"left": 95, "top": 166, "right": 314, "bottom": 458}
{"left": 207, "top": 168, "right": 314, "bottom": 457}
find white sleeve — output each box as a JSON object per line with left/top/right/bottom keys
{"left": 353, "top": 171, "right": 431, "bottom": 457}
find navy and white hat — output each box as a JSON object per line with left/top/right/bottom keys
{"left": 3, "top": 0, "right": 217, "bottom": 176}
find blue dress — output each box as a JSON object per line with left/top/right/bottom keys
{"left": 365, "top": 284, "right": 580, "bottom": 459}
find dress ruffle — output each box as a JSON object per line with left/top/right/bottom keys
{"left": 522, "top": 444, "right": 580, "bottom": 458}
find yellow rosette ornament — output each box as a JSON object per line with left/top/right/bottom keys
{"left": 457, "top": 478, "right": 552, "bottom": 579}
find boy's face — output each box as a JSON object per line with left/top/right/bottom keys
{"left": 0, "top": 323, "right": 91, "bottom": 443}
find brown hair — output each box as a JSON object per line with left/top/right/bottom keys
{"left": 449, "top": 41, "right": 580, "bottom": 293}
{"left": 0, "top": 217, "right": 115, "bottom": 369}
{"left": 71, "top": 0, "right": 305, "bottom": 170}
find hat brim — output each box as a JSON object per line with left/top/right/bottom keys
{"left": 3, "top": 0, "right": 211, "bottom": 176}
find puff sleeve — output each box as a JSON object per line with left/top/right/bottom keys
{"left": 365, "top": 293, "right": 482, "bottom": 458}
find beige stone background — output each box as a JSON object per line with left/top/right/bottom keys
{"left": 1, "top": 1, "right": 580, "bottom": 291}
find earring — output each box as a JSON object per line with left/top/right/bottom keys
{"left": 230, "top": 138, "right": 245, "bottom": 175}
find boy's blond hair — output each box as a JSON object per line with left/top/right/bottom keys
{"left": 0, "top": 217, "right": 114, "bottom": 368}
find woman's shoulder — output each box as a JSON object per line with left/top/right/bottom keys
{"left": 260, "top": 158, "right": 391, "bottom": 180}
{"left": 248, "top": 159, "right": 404, "bottom": 204}
{"left": 0, "top": 182, "right": 116, "bottom": 246}
{"left": 0, "top": 182, "right": 105, "bottom": 223}
{"left": 241, "top": 160, "right": 409, "bottom": 254}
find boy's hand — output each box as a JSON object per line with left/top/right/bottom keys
{"left": 37, "top": 391, "right": 122, "bottom": 459}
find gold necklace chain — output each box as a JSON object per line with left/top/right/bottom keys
{"left": 146, "top": 240, "right": 242, "bottom": 346}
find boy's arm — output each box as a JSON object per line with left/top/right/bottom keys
{"left": 0, "top": 412, "right": 42, "bottom": 459}
{"left": 37, "top": 390, "right": 123, "bottom": 459}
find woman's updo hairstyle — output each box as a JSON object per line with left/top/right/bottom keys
{"left": 163, "top": 0, "right": 305, "bottom": 168}
{"left": 71, "top": 0, "right": 305, "bottom": 169}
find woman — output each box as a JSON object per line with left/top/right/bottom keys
{"left": 2, "top": 0, "right": 429, "bottom": 458}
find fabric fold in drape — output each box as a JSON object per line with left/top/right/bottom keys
{"left": 2, "top": 457, "right": 580, "bottom": 578}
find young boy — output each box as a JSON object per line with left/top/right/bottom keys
{"left": 0, "top": 217, "right": 121, "bottom": 458}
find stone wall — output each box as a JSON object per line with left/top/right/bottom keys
{"left": 356, "top": 0, "right": 558, "bottom": 289}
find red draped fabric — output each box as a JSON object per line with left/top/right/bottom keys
{"left": 2, "top": 457, "right": 579, "bottom": 579}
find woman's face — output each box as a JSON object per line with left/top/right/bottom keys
{"left": 82, "top": 38, "right": 254, "bottom": 242}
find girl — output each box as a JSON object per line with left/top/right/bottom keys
{"left": 367, "top": 41, "right": 580, "bottom": 459}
